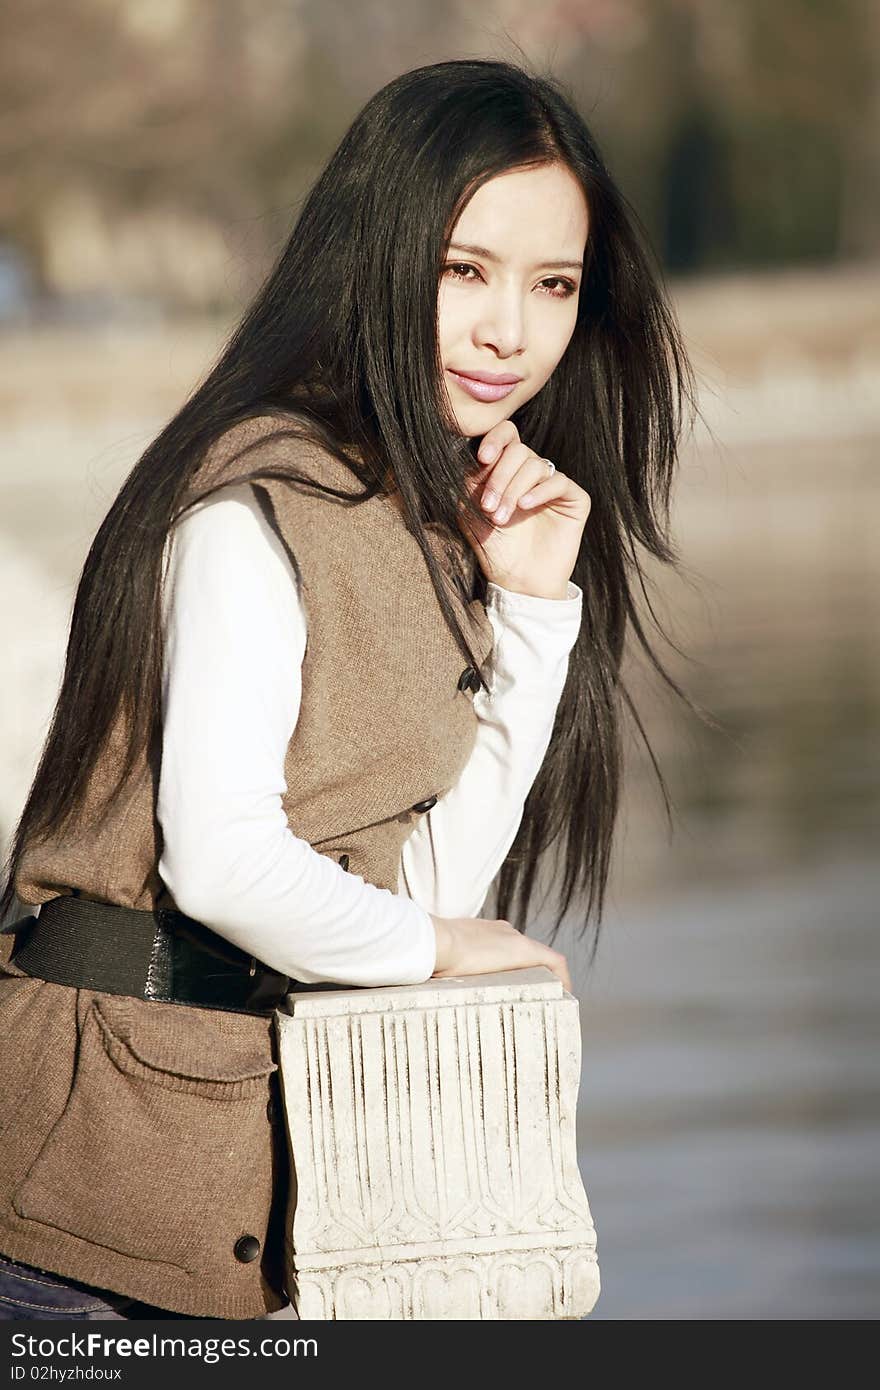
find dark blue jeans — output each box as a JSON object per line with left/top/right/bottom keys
{"left": 0, "top": 1251, "right": 296, "bottom": 1320}
{"left": 0, "top": 1251, "right": 194, "bottom": 1319}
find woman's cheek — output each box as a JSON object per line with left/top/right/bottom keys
{"left": 540, "top": 333, "right": 576, "bottom": 386}
{"left": 436, "top": 288, "right": 468, "bottom": 347}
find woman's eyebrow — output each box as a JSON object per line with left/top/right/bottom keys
{"left": 447, "top": 241, "right": 583, "bottom": 271}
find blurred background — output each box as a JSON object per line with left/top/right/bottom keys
{"left": 1, "top": 0, "right": 878, "bottom": 1320}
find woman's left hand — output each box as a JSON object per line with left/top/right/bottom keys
{"left": 460, "top": 419, "right": 591, "bottom": 599}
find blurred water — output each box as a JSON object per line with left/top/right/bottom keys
{"left": 577, "top": 856, "right": 879, "bottom": 1319}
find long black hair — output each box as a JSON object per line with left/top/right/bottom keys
{"left": 1, "top": 57, "right": 705, "bottom": 963}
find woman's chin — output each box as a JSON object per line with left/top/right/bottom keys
{"left": 451, "top": 404, "right": 515, "bottom": 439}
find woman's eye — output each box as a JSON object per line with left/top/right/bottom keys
{"left": 540, "top": 277, "right": 577, "bottom": 299}
{"left": 444, "top": 262, "right": 481, "bottom": 282}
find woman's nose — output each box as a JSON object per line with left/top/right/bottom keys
{"left": 473, "top": 292, "right": 526, "bottom": 357}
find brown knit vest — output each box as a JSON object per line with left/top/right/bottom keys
{"left": 0, "top": 412, "right": 494, "bottom": 1318}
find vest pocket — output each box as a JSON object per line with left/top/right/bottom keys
{"left": 12, "top": 996, "right": 278, "bottom": 1276}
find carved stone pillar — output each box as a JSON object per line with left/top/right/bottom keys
{"left": 273, "top": 967, "right": 600, "bottom": 1319}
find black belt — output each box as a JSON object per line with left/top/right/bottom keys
{"left": 4, "top": 895, "right": 341, "bottom": 1017}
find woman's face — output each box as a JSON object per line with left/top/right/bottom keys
{"left": 437, "top": 161, "right": 589, "bottom": 439}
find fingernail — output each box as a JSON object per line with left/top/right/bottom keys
{"left": 494, "top": 504, "right": 510, "bottom": 523}
{"left": 480, "top": 444, "right": 497, "bottom": 462}
{"left": 482, "top": 491, "right": 499, "bottom": 510}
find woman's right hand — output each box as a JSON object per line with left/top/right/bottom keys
{"left": 430, "top": 914, "right": 573, "bottom": 994}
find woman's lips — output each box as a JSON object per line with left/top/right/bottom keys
{"left": 447, "top": 370, "right": 520, "bottom": 402}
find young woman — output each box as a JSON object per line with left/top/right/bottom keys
{"left": 0, "top": 58, "right": 698, "bottom": 1320}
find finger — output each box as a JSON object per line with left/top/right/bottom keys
{"left": 549, "top": 958, "right": 571, "bottom": 992}
{"left": 479, "top": 441, "right": 535, "bottom": 514}
{"left": 476, "top": 419, "right": 520, "bottom": 465}
{"left": 490, "top": 456, "right": 558, "bottom": 524}
{"left": 511, "top": 471, "right": 565, "bottom": 512}
{"left": 551, "top": 952, "right": 572, "bottom": 994}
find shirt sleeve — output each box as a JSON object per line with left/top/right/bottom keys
{"left": 156, "top": 482, "right": 437, "bottom": 987}
{"left": 397, "top": 579, "right": 583, "bottom": 917}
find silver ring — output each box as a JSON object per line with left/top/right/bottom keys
{"left": 544, "top": 459, "right": 555, "bottom": 476}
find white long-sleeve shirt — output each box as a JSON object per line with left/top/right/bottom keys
{"left": 157, "top": 483, "right": 582, "bottom": 987}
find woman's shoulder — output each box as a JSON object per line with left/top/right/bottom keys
{"left": 192, "top": 409, "right": 340, "bottom": 497}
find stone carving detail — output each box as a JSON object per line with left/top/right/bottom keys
{"left": 274, "top": 968, "right": 600, "bottom": 1319}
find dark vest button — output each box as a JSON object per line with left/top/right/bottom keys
{"left": 234, "top": 1234, "right": 261, "bottom": 1264}
{"left": 339, "top": 853, "right": 350, "bottom": 871}
{"left": 411, "top": 795, "right": 438, "bottom": 813}
{"left": 458, "top": 666, "right": 478, "bottom": 692}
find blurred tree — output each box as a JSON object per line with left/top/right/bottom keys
{"left": 0, "top": 0, "right": 876, "bottom": 305}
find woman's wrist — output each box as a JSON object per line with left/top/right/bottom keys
{"left": 486, "top": 578, "right": 578, "bottom": 603}
{"left": 430, "top": 913, "right": 456, "bottom": 974}
{"left": 499, "top": 584, "right": 570, "bottom": 600}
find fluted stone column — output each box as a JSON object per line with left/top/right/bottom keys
{"left": 273, "top": 966, "right": 600, "bottom": 1320}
